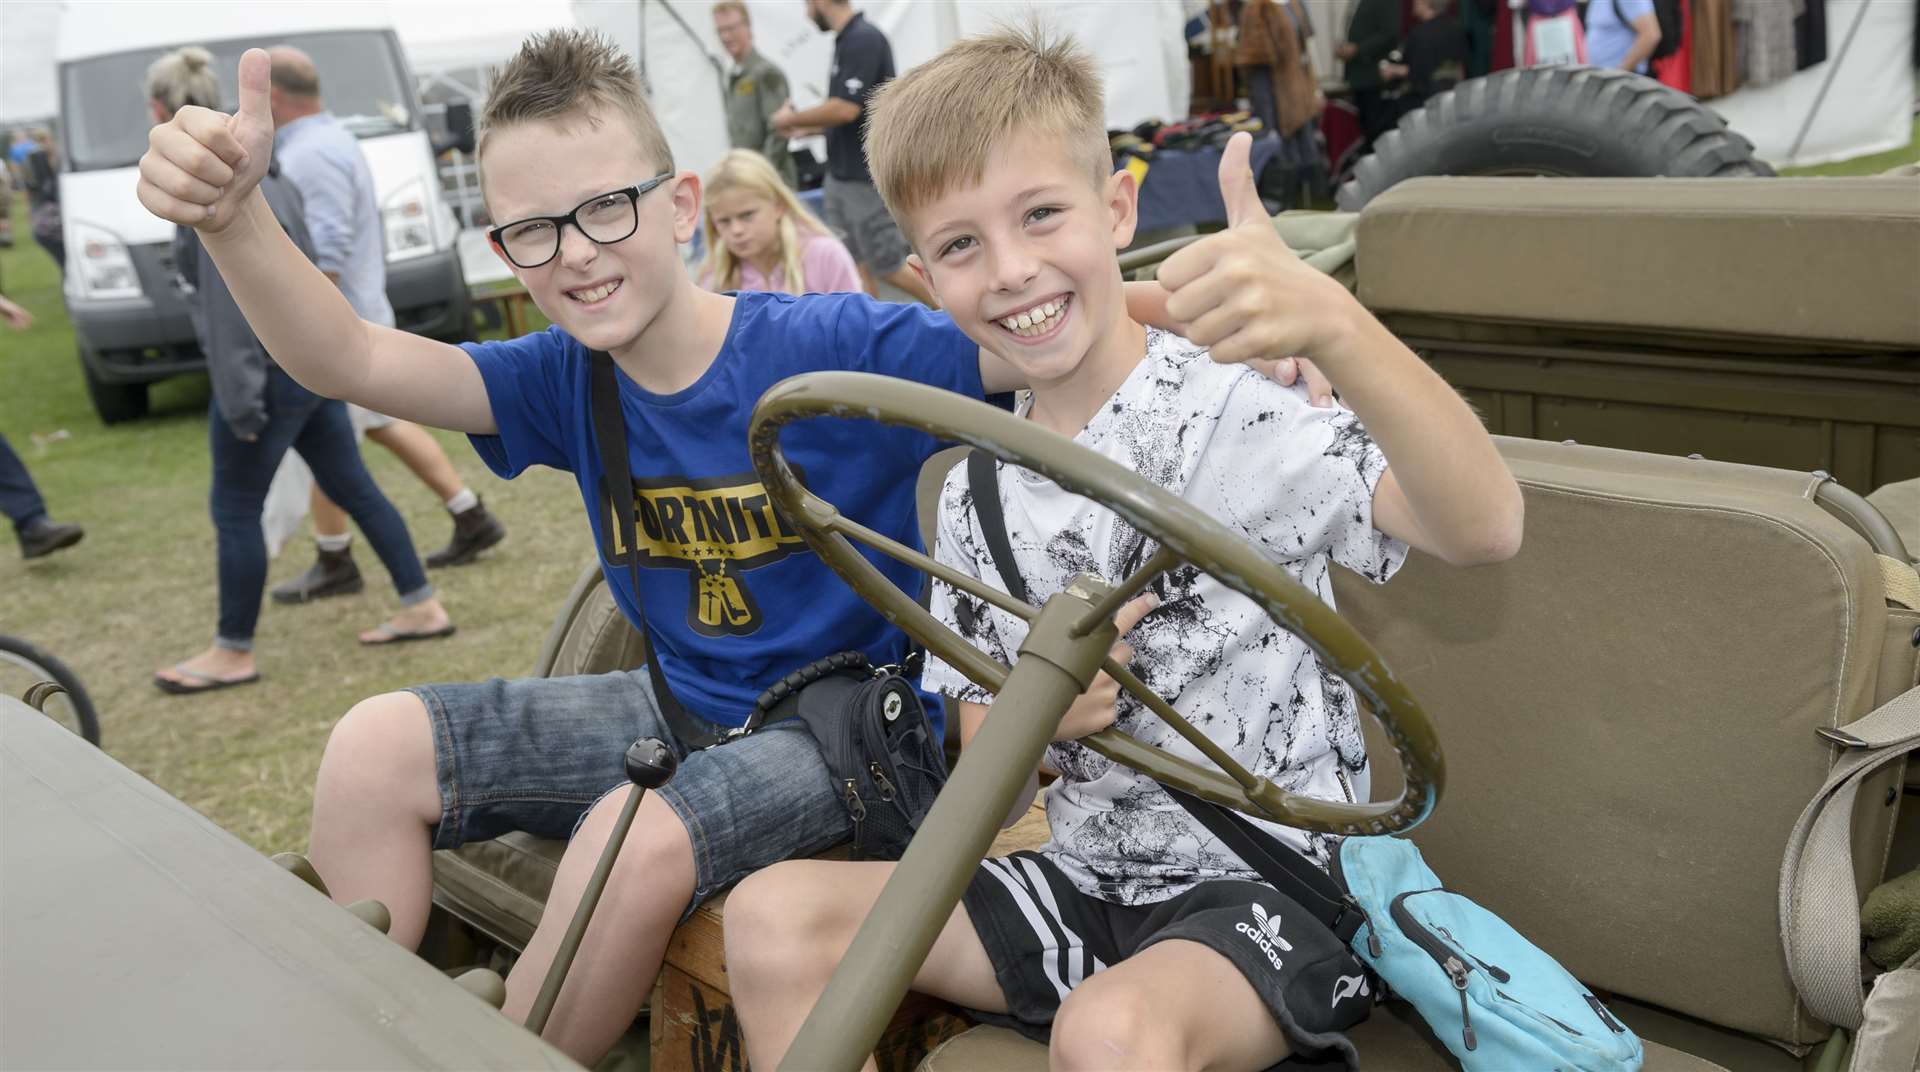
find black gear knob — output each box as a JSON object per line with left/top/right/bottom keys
{"left": 624, "top": 737, "right": 677, "bottom": 789}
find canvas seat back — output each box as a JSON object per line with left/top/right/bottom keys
{"left": 1334, "top": 437, "right": 1917, "bottom": 1052}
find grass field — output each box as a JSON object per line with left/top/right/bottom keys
{"left": 1780, "top": 115, "right": 1920, "bottom": 176}
{"left": 0, "top": 196, "right": 587, "bottom": 853}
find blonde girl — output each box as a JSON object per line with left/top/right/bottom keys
{"left": 698, "top": 149, "right": 860, "bottom": 295}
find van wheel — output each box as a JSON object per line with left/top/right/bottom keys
{"left": 81, "top": 355, "right": 149, "bottom": 425}
{"left": 1336, "top": 66, "right": 1774, "bottom": 210}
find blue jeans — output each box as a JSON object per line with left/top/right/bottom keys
{"left": 410, "top": 667, "right": 866, "bottom": 921}
{"left": 209, "top": 368, "right": 430, "bottom": 649}
{"left": 0, "top": 432, "right": 50, "bottom": 533}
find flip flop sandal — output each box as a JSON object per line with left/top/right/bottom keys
{"left": 359, "top": 622, "right": 459, "bottom": 646}
{"left": 154, "top": 664, "right": 261, "bottom": 695}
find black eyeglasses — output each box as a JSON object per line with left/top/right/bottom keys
{"left": 487, "top": 173, "right": 675, "bottom": 269}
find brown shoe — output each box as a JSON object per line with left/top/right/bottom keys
{"left": 271, "top": 546, "right": 365, "bottom": 603}
{"left": 425, "top": 498, "right": 506, "bottom": 568}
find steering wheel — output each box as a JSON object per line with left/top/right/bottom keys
{"left": 748, "top": 372, "right": 1442, "bottom": 1071}
{"left": 750, "top": 371, "right": 1442, "bottom": 832}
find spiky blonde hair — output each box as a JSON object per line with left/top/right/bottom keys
{"left": 864, "top": 22, "right": 1111, "bottom": 239}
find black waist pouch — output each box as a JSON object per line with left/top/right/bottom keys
{"left": 756, "top": 655, "right": 947, "bottom": 859}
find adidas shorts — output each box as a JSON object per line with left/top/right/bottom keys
{"left": 960, "top": 851, "right": 1371, "bottom": 1067}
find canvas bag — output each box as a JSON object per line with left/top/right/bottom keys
{"left": 1336, "top": 836, "right": 1644, "bottom": 1070}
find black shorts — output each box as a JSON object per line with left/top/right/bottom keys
{"left": 961, "top": 851, "right": 1369, "bottom": 1068}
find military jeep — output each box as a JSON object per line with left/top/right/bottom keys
{"left": 424, "top": 176, "right": 1919, "bottom": 1070}
{"left": 5, "top": 173, "right": 1916, "bottom": 1072}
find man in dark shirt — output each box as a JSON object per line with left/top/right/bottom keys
{"left": 1379, "top": 0, "right": 1467, "bottom": 127}
{"left": 1337, "top": 0, "right": 1400, "bottom": 144}
{"left": 773, "top": 0, "right": 934, "bottom": 305}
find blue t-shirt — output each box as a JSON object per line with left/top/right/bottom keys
{"left": 1586, "top": 0, "right": 1655, "bottom": 72}
{"left": 461, "top": 291, "right": 981, "bottom": 736}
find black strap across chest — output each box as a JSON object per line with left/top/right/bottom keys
{"left": 589, "top": 351, "right": 724, "bottom": 749}
{"left": 962, "top": 449, "right": 1360, "bottom": 941}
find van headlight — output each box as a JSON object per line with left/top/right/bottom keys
{"left": 382, "top": 179, "right": 434, "bottom": 261}
{"left": 71, "top": 222, "right": 142, "bottom": 300}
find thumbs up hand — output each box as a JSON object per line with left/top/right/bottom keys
{"left": 137, "top": 49, "right": 274, "bottom": 233}
{"left": 1154, "top": 132, "right": 1361, "bottom": 395}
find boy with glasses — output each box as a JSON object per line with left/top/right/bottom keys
{"left": 134, "top": 27, "right": 1333, "bottom": 1066}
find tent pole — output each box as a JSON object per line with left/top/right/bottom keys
{"left": 654, "top": 0, "right": 726, "bottom": 81}
{"left": 1785, "top": 0, "right": 1873, "bottom": 163}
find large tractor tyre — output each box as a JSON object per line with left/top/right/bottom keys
{"left": 80, "top": 352, "right": 150, "bottom": 425}
{"left": 1337, "top": 66, "right": 1773, "bottom": 210}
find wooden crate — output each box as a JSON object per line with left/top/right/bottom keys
{"left": 648, "top": 804, "right": 1053, "bottom": 1072}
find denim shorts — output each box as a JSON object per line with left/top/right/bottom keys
{"left": 410, "top": 668, "right": 854, "bottom": 916}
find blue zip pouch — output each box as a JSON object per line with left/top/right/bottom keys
{"left": 1336, "top": 836, "right": 1644, "bottom": 1071}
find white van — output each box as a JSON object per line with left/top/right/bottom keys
{"left": 54, "top": 4, "right": 468, "bottom": 423}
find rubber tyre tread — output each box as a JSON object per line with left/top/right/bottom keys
{"left": 80, "top": 350, "right": 150, "bottom": 425}
{"left": 1337, "top": 65, "right": 1775, "bottom": 210}
{"left": 0, "top": 634, "right": 102, "bottom": 746}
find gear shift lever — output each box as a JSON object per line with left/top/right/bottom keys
{"left": 525, "top": 738, "right": 678, "bottom": 1036}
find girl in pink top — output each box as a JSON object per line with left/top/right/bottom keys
{"left": 698, "top": 149, "right": 862, "bottom": 295}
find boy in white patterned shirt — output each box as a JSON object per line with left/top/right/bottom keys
{"left": 724, "top": 24, "right": 1522, "bottom": 1071}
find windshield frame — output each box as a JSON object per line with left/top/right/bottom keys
{"left": 58, "top": 28, "right": 420, "bottom": 173}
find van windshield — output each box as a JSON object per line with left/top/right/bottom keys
{"left": 62, "top": 30, "right": 413, "bottom": 172}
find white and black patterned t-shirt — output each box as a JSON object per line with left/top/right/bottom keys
{"left": 923, "top": 329, "right": 1407, "bottom": 907}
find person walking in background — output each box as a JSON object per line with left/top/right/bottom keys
{"left": 0, "top": 153, "right": 15, "bottom": 248}
{"left": 1379, "top": 0, "right": 1469, "bottom": 126}
{"left": 1, "top": 289, "right": 85, "bottom": 561}
{"left": 19, "top": 130, "right": 65, "bottom": 275}
{"left": 1338, "top": 0, "right": 1403, "bottom": 145}
{"left": 698, "top": 150, "right": 860, "bottom": 295}
{"left": 714, "top": 2, "right": 798, "bottom": 189}
{"left": 1235, "top": 0, "right": 1327, "bottom": 207}
{"left": 0, "top": 432, "right": 81, "bottom": 561}
{"left": 143, "top": 47, "right": 454, "bottom": 695}
{"left": 771, "top": 0, "right": 936, "bottom": 306}
{"left": 1585, "top": 0, "right": 1663, "bottom": 71}
{"left": 264, "top": 47, "right": 506, "bottom": 605}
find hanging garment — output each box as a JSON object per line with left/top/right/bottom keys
{"left": 1462, "top": 0, "right": 1497, "bottom": 77}
{"left": 1491, "top": 0, "right": 1519, "bottom": 70}
{"left": 1732, "top": 0, "right": 1802, "bottom": 88}
{"left": 1690, "top": 0, "right": 1739, "bottom": 98}
{"left": 1794, "top": 0, "right": 1828, "bottom": 69}
{"left": 1652, "top": 0, "right": 1695, "bottom": 91}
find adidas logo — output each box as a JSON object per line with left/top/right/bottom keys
{"left": 1251, "top": 904, "right": 1288, "bottom": 942}
{"left": 1331, "top": 973, "right": 1371, "bottom": 1007}
{"left": 1234, "top": 904, "right": 1294, "bottom": 970}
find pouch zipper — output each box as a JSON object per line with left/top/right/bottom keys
{"left": 1498, "top": 991, "right": 1583, "bottom": 1036}
{"left": 1435, "top": 924, "right": 1511, "bottom": 982}
{"left": 1390, "top": 890, "right": 1477, "bottom": 1051}
{"left": 868, "top": 761, "right": 897, "bottom": 801}
{"left": 1585, "top": 993, "right": 1626, "bottom": 1033}
{"left": 839, "top": 682, "right": 869, "bottom": 844}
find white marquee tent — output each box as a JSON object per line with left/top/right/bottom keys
{"left": 573, "top": 0, "right": 1193, "bottom": 186}
{"left": 3, "top": 0, "right": 1913, "bottom": 174}
{"left": 1709, "top": 0, "right": 1916, "bottom": 169}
